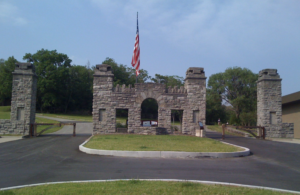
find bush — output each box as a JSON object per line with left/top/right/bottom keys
{"left": 116, "top": 122, "right": 126, "bottom": 128}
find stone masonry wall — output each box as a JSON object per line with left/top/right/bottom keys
{"left": 92, "top": 65, "right": 206, "bottom": 135}
{"left": 257, "top": 69, "right": 294, "bottom": 138}
{"left": 0, "top": 63, "right": 37, "bottom": 135}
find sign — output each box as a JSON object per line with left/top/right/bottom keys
{"left": 151, "top": 121, "right": 158, "bottom": 125}
{"left": 142, "top": 121, "right": 151, "bottom": 127}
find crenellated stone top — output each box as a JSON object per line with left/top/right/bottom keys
{"left": 114, "top": 84, "right": 135, "bottom": 93}
{"left": 167, "top": 86, "right": 187, "bottom": 94}
{"left": 94, "top": 64, "right": 114, "bottom": 77}
{"left": 185, "top": 67, "right": 206, "bottom": 79}
{"left": 13, "top": 63, "right": 36, "bottom": 75}
{"left": 257, "top": 69, "right": 281, "bottom": 82}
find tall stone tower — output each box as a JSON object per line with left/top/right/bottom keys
{"left": 257, "top": 69, "right": 282, "bottom": 137}
{"left": 10, "top": 63, "right": 37, "bottom": 135}
{"left": 183, "top": 67, "right": 206, "bottom": 134}
{"left": 92, "top": 64, "right": 115, "bottom": 134}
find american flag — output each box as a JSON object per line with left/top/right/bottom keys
{"left": 131, "top": 12, "right": 140, "bottom": 76}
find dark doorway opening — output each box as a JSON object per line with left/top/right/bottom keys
{"left": 171, "top": 110, "right": 183, "bottom": 133}
{"left": 141, "top": 98, "right": 158, "bottom": 127}
{"left": 116, "top": 109, "right": 128, "bottom": 133}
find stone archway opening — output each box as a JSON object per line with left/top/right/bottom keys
{"left": 115, "top": 108, "right": 128, "bottom": 133}
{"left": 141, "top": 98, "right": 158, "bottom": 127}
{"left": 171, "top": 110, "right": 183, "bottom": 133}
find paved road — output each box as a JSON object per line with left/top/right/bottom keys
{"left": 36, "top": 115, "right": 93, "bottom": 135}
{"left": 0, "top": 129, "right": 300, "bottom": 191}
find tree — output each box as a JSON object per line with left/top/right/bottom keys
{"left": 0, "top": 57, "right": 18, "bottom": 106}
{"left": 151, "top": 74, "right": 184, "bottom": 87}
{"left": 207, "top": 67, "right": 258, "bottom": 125}
{"left": 206, "top": 88, "right": 228, "bottom": 125}
{"left": 102, "top": 57, "right": 150, "bottom": 86}
{"left": 23, "top": 49, "right": 72, "bottom": 113}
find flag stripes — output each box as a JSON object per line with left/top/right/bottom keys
{"left": 131, "top": 13, "right": 140, "bottom": 76}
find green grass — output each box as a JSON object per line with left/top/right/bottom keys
{"left": 37, "top": 113, "right": 92, "bottom": 122}
{"left": 116, "top": 117, "right": 127, "bottom": 124}
{"left": 84, "top": 134, "right": 243, "bottom": 152}
{"left": 0, "top": 180, "right": 291, "bottom": 195}
{"left": 35, "top": 117, "right": 64, "bottom": 134}
{"left": 0, "top": 106, "right": 11, "bottom": 119}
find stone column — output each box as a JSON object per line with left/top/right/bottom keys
{"left": 257, "top": 69, "right": 282, "bottom": 138}
{"left": 92, "top": 64, "right": 114, "bottom": 134}
{"left": 184, "top": 67, "right": 206, "bottom": 135}
{"left": 10, "top": 63, "right": 37, "bottom": 135}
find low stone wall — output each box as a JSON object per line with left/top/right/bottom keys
{"left": 0, "top": 119, "right": 29, "bottom": 135}
{"left": 266, "top": 123, "right": 294, "bottom": 138}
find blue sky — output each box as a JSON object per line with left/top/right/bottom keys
{"left": 1, "top": 0, "right": 299, "bottom": 95}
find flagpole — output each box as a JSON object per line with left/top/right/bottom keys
{"left": 136, "top": 12, "right": 138, "bottom": 84}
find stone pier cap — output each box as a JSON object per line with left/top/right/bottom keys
{"left": 94, "top": 64, "right": 113, "bottom": 76}
{"left": 257, "top": 69, "right": 281, "bottom": 82}
{"left": 185, "top": 67, "right": 206, "bottom": 79}
{"left": 13, "top": 62, "right": 36, "bottom": 75}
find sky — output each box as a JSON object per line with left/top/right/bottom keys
{"left": 0, "top": 0, "right": 299, "bottom": 96}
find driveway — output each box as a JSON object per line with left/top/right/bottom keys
{"left": 36, "top": 115, "right": 92, "bottom": 135}
{"left": 0, "top": 129, "right": 300, "bottom": 191}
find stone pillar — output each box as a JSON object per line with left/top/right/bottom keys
{"left": 183, "top": 67, "right": 206, "bottom": 135}
{"left": 10, "top": 63, "right": 37, "bottom": 135}
{"left": 92, "top": 64, "right": 114, "bottom": 134}
{"left": 257, "top": 69, "right": 282, "bottom": 138}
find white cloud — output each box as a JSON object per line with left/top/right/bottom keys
{"left": 90, "top": 0, "right": 300, "bottom": 52}
{"left": 0, "top": 1, "right": 28, "bottom": 26}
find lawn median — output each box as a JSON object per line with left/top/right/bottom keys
{"left": 0, "top": 180, "right": 294, "bottom": 195}
{"left": 84, "top": 134, "right": 243, "bottom": 153}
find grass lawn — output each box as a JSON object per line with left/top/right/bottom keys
{"left": 0, "top": 106, "right": 11, "bottom": 119}
{"left": 0, "top": 180, "right": 290, "bottom": 195}
{"left": 84, "top": 134, "right": 243, "bottom": 152}
{"left": 35, "top": 117, "right": 64, "bottom": 134}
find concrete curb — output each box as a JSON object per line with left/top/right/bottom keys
{"left": 1, "top": 179, "right": 299, "bottom": 194}
{"left": 79, "top": 136, "right": 250, "bottom": 159}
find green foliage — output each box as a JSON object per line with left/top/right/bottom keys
{"left": 240, "top": 111, "right": 257, "bottom": 126}
{"left": 23, "top": 49, "right": 72, "bottom": 113}
{"left": 206, "top": 88, "right": 228, "bottom": 124}
{"left": 116, "top": 122, "right": 126, "bottom": 128}
{"left": 0, "top": 57, "right": 18, "bottom": 106}
{"left": 207, "top": 67, "right": 258, "bottom": 125}
{"left": 102, "top": 57, "right": 150, "bottom": 86}
{"left": 22, "top": 49, "right": 93, "bottom": 113}
{"left": 151, "top": 74, "right": 184, "bottom": 87}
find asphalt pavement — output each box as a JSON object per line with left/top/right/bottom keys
{"left": 0, "top": 125, "right": 300, "bottom": 191}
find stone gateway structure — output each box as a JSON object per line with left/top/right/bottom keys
{"left": 0, "top": 63, "right": 295, "bottom": 139}
{"left": 92, "top": 65, "right": 206, "bottom": 135}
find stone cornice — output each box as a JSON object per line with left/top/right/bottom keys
{"left": 256, "top": 78, "right": 282, "bottom": 83}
